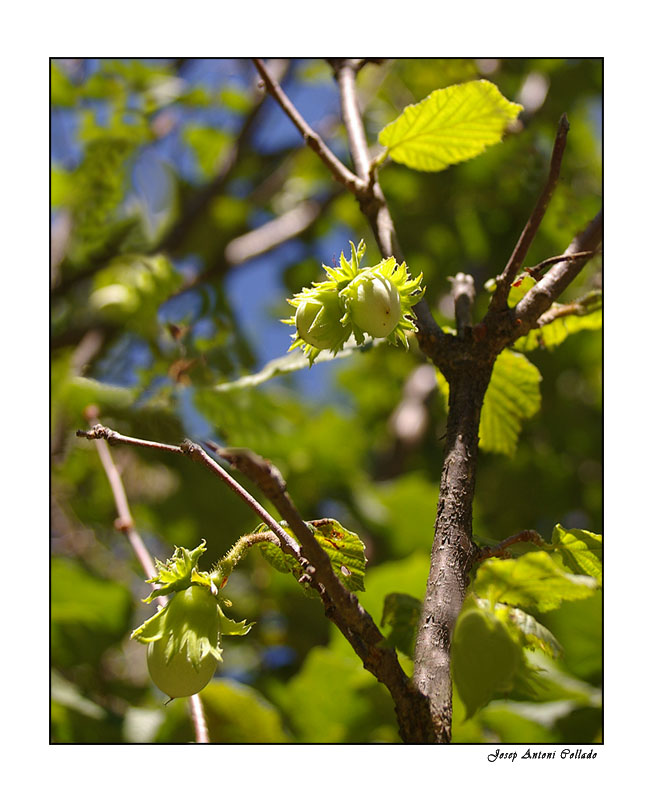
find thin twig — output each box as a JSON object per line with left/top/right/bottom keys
{"left": 80, "top": 410, "right": 209, "bottom": 742}
{"left": 489, "top": 113, "right": 571, "bottom": 314}
{"left": 76, "top": 424, "right": 301, "bottom": 561}
{"left": 525, "top": 249, "right": 602, "bottom": 280}
{"left": 252, "top": 58, "right": 364, "bottom": 195}
{"left": 476, "top": 529, "right": 546, "bottom": 561}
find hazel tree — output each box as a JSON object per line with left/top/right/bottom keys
{"left": 52, "top": 58, "right": 602, "bottom": 744}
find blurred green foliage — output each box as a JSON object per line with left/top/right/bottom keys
{"left": 51, "top": 58, "right": 601, "bottom": 743}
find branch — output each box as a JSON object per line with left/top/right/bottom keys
{"left": 514, "top": 209, "right": 603, "bottom": 333}
{"left": 206, "top": 442, "right": 435, "bottom": 742}
{"left": 488, "top": 113, "right": 571, "bottom": 314}
{"left": 80, "top": 410, "right": 209, "bottom": 743}
{"left": 252, "top": 58, "right": 364, "bottom": 196}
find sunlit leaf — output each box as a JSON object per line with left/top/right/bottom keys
{"left": 473, "top": 551, "right": 598, "bottom": 613}
{"left": 378, "top": 80, "right": 522, "bottom": 172}
{"left": 515, "top": 308, "right": 602, "bottom": 352}
{"left": 549, "top": 524, "right": 602, "bottom": 586}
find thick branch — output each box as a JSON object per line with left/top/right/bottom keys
{"left": 488, "top": 113, "right": 570, "bottom": 314}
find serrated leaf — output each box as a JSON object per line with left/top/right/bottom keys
{"left": 514, "top": 308, "right": 602, "bottom": 352}
{"left": 437, "top": 349, "right": 541, "bottom": 456}
{"left": 378, "top": 80, "right": 522, "bottom": 172}
{"left": 380, "top": 593, "right": 421, "bottom": 659}
{"left": 473, "top": 551, "right": 598, "bottom": 613}
{"left": 257, "top": 519, "right": 366, "bottom": 592}
{"left": 549, "top": 524, "right": 602, "bottom": 586}
{"left": 452, "top": 607, "right": 523, "bottom": 718}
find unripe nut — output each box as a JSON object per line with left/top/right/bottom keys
{"left": 295, "top": 293, "right": 345, "bottom": 350}
{"left": 349, "top": 276, "right": 402, "bottom": 337}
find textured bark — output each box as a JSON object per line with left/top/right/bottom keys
{"left": 413, "top": 358, "right": 493, "bottom": 742}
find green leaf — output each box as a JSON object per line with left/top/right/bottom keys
{"left": 378, "top": 80, "right": 522, "bottom": 172}
{"left": 257, "top": 518, "right": 367, "bottom": 593}
{"left": 437, "top": 349, "right": 541, "bottom": 456}
{"left": 473, "top": 551, "right": 598, "bottom": 613}
{"left": 515, "top": 307, "right": 602, "bottom": 352}
{"left": 51, "top": 558, "right": 133, "bottom": 668}
{"left": 452, "top": 606, "right": 523, "bottom": 718}
{"left": 549, "top": 524, "right": 602, "bottom": 586}
{"left": 380, "top": 593, "right": 422, "bottom": 659}
{"left": 200, "top": 679, "right": 290, "bottom": 743}
{"left": 269, "top": 646, "right": 393, "bottom": 743}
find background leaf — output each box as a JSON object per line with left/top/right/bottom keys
{"left": 451, "top": 606, "right": 523, "bottom": 718}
